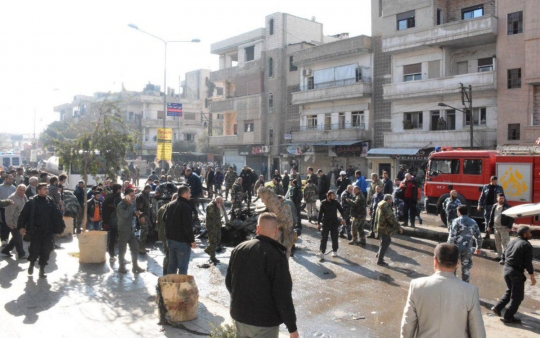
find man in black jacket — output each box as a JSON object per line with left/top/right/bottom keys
{"left": 240, "top": 166, "right": 253, "bottom": 209}
{"left": 226, "top": 212, "right": 299, "bottom": 338}
{"left": 163, "top": 185, "right": 196, "bottom": 275}
{"left": 492, "top": 226, "right": 537, "bottom": 323}
{"left": 102, "top": 184, "right": 122, "bottom": 261}
{"left": 317, "top": 169, "right": 330, "bottom": 201}
{"left": 18, "top": 183, "right": 60, "bottom": 278}
{"left": 488, "top": 193, "right": 514, "bottom": 263}
{"left": 206, "top": 166, "right": 215, "bottom": 198}
{"left": 290, "top": 179, "right": 302, "bottom": 234}
{"left": 382, "top": 171, "right": 393, "bottom": 195}
{"left": 318, "top": 191, "right": 346, "bottom": 260}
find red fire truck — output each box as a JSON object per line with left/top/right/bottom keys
{"left": 424, "top": 146, "right": 540, "bottom": 228}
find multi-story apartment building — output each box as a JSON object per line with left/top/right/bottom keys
{"left": 497, "top": 0, "right": 540, "bottom": 145}
{"left": 208, "top": 13, "right": 337, "bottom": 173}
{"left": 288, "top": 35, "right": 373, "bottom": 174}
{"left": 369, "top": 0, "right": 498, "bottom": 177}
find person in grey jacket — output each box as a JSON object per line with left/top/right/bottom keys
{"left": 116, "top": 188, "right": 145, "bottom": 274}
{"left": 1, "top": 184, "right": 27, "bottom": 258}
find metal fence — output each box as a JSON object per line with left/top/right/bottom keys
{"left": 290, "top": 123, "right": 366, "bottom": 132}
{"left": 299, "top": 76, "right": 371, "bottom": 91}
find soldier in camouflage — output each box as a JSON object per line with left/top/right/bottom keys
{"left": 339, "top": 185, "right": 354, "bottom": 240}
{"left": 231, "top": 178, "right": 244, "bottom": 210}
{"left": 224, "top": 167, "right": 238, "bottom": 201}
{"left": 303, "top": 180, "right": 318, "bottom": 223}
{"left": 205, "top": 197, "right": 223, "bottom": 264}
{"left": 271, "top": 177, "right": 284, "bottom": 196}
{"left": 349, "top": 186, "right": 367, "bottom": 245}
{"left": 306, "top": 167, "right": 318, "bottom": 186}
{"left": 369, "top": 185, "right": 384, "bottom": 238}
{"left": 478, "top": 175, "right": 505, "bottom": 240}
{"left": 447, "top": 205, "right": 483, "bottom": 283}
{"left": 157, "top": 193, "right": 177, "bottom": 276}
{"left": 443, "top": 190, "right": 461, "bottom": 230}
{"left": 290, "top": 167, "right": 301, "bottom": 183}
{"left": 135, "top": 185, "right": 152, "bottom": 254}
{"left": 374, "top": 194, "right": 404, "bottom": 266}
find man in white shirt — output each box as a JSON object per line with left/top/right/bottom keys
{"left": 400, "top": 243, "right": 486, "bottom": 338}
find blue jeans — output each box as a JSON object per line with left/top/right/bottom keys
{"left": 167, "top": 240, "right": 192, "bottom": 275}
{"left": 88, "top": 221, "right": 101, "bottom": 231}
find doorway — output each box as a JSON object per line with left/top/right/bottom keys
{"left": 379, "top": 163, "right": 392, "bottom": 178}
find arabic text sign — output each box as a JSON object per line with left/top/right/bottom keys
{"left": 156, "top": 128, "right": 172, "bottom": 161}
{"left": 497, "top": 163, "right": 532, "bottom": 202}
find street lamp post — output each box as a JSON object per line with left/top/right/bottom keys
{"left": 438, "top": 102, "right": 474, "bottom": 149}
{"left": 128, "top": 24, "right": 200, "bottom": 167}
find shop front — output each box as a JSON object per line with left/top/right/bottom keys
{"left": 367, "top": 147, "right": 433, "bottom": 182}
{"left": 239, "top": 145, "right": 267, "bottom": 174}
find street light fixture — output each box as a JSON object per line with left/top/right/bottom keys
{"left": 128, "top": 23, "right": 200, "bottom": 165}
{"left": 437, "top": 102, "right": 474, "bottom": 149}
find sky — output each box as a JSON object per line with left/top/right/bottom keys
{"left": 0, "top": 0, "right": 372, "bottom": 136}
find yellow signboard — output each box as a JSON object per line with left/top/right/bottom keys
{"left": 156, "top": 128, "right": 172, "bottom": 161}
{"left": 497, "top": 163, "right": 532, "bottom": 202}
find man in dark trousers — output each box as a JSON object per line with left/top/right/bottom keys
{"left": 492, "top": 226, "right": 537, "bottom": 323}
{"left": 382, "top": 171, "right": 393, "bottom": 195}
{"left": 400, "top": 173, "right": 418, "bottom": 228}
{"left": 226, "top": 213, "right": 299, "bottom": 338}
{"left": 102, "top": 183, "right": 122, "bottom": 262}
{"left": 478, "top": 175, "right": 504, "bottom": 240}
{"left": 317, "top": 169, "right": 330, "bottom": 201}
{"left": 240, "top": 166, "right": 253, "bottom": 209}
{"left": 289, "top": 179, "right": 303, "bottom": 235}
{"left": 282, "top": 171, "right": 290, "bottom": 195}
{"left": 488, "top": 193, "right": 514, "bottom": 263}
{"left": 205, "top": 166, "right": 215, "bottom": 198}
{"left": 318, "top": 191, "right": 346, "bottom": 260}
{"left": 17, "top": 183, "right": 61, "bottom": 278}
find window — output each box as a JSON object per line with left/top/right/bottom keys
{"left": 379, "top": 0, "right": 383, "bottom": 17}
{"left": 233, "top": 124, "right": 238, "bottom": 135}
{"left": 269, "top": 128, "right": 274, "bottom": 145}
{"left": 269, "top": 19, "right": 274, "bottom": 35}
{"left": 184, "top": 112, "right": 196, "bottom": 120}
{"left": 268, "top": 93, "right": 274, "bottom": 111}
{"left": 462, "top": 5, "right": 483, "bottom": 20}
{"left": 508, "top": 68, "right": 521, "bottom": 89}
{"left": 352, "top": 111, "right": 364, "bottom": 128}
{"left": 355, "top": 68, "right": 363, "bottom": 82}
{"left": 12, "top": 157, "right": 19, "bottom": 166}
{"left": 157, "top": 111, "right": 165, "bottom": 119}
{"left": 508, "top": 124, "right": 520, "bottom": 140}
{"left": 216, "top": 114, "right": 223, "bottom": 120}
{"left": 128, "top": 111, "right": 134, "bottom": 120}
{"left": 403, "top": 63, "right": 421, "bottom": 82}
{"left": 429, "top": 159, "right": 460, "bottom": 176}
{"left": 338, "top": 113, "right": 346, "bottom": 129}
{"left": 465, "top": 108, "right": 487, "bottom": 126}
{"left": 437, "top": 9, "right": 443, "bottom": 25}
{"left": 446, "top": 110, "right": 456, "bottom": 130}
{"left": 216, "top": 87, "right": 224, "bottom": 96}
{"left": 268, "top": 58, "right": 273, "bottom": 77}
{"left": 245, "top": 46, "right": 255, "bottom": 62}
{"left": 404, "top": 112, "right": 423, "bottom": 129}
{"left": 507, "top": 11, "right": 523, "bottom": 35}
{"left": 397, "top": 10, "right": 415, "bottom": 30}
{"left": 307, "top": 76, "right": 314, "bottom": 90}
{"left": 289, "top": 56, "right": 297, "bottom": 72}
{"left": 431, "top": 111, "right": 441, "bottom": 131}
{"left": 185, "top": 134, "right": 195, "bottom": 142}
{"left": 463, "top": 159, "right": 483, "bottom": 175}
{"left": 244, "top": 121, "right": 254, "bottom": 132}
{"left": 144, "top": 127, "right": 149, "bottom": 141}
{"left": 307, "top": 115, "right": 318, "bottom": 129}
{"left": 324, "top": 114, "right": 332, "bottom": 130}
{"left": 478, "top": 58, "right": 493, "bottom": 72}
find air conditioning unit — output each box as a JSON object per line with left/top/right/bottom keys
{"left": 262, "top": 146, "right": 270, "bottom": 153}
{"left": 302, "top": 68, "right": 312, "bottom": 77}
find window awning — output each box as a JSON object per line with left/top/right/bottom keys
{"left": 367, "top": 148, "right": 421, "bottom": 157}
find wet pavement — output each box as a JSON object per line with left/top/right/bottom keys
{"left": 1, "top": 216, "right": 540, "bottom": 337}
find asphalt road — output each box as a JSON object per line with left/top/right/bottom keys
{"left": 188, "top": 218, "right": 540, "bottom": 337}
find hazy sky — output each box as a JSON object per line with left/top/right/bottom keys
{"left": 0, "top": 0, "right": 371, "bottom": 136}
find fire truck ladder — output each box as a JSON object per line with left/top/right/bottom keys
{"left": 497, "top": 145, "right": 540, "bottom": 156}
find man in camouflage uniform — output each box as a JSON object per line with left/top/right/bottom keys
{"left": 443, "top": 190, "right": 461, "bottom": 231}
{"left": 306, "top": 167, "right": 318, "bottom": 186}
{"left": 369, "top": 185, "right": 384, "bottom": 238}
{"left": 447, "top": 205, "right": 483, "bottom": 283}
{"left": 231, "top": 178, "right": 244, "bottom": 210}
{"left": 304, "top": 180, "right": 318, "bottom": 223}
{"left": 349, "top": 186, "right": 366, "bottom": 245}
{"left": 477, "top": 175, "right": 504, "bottom": 239}
{"left": 224, "top": 167, "right": 238, "bottom": 201}
{"left": 374, "top": 194, "right": 403, "bottom": 266}
{"left": 290, "top": 167, "right": 301, "bottom": 183}
{"left": 135, "top": 185, "right": 152, "bottom": 254}
{"left": 339, "top": 185, "right": 354, "bottom": 240}
{"left": 271, "top": 177, "right": 284, "bottom": 196}
{"left": 157, "top": 193, "right": 177, "bottom": 276}
{"left": 205, "top": 197, "right": 223, "bottom": 264}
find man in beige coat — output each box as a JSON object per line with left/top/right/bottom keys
{"left": 400, "top": 243, "right": 486, "bottom": 338}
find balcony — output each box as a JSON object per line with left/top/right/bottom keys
{"left": 209, "top": 59, "right": 262, "bottom": 82}
{"left": 383, "top": 71, "right": 496, "bottom": 101}
{"left": 140, "top": 119, "right": 178, "bottom": 128}
{"left": 291, "top": 125, "right": 369, "bottom": 143}
{"left": 209, "top": 135, "right": 238, "bottom": 147}
{"left": 382, "top": 15, "right": 498, "bottom": 53}
{"left": 292, "top": 80, "right": 371, "bottom": 105}
{"left": 209, "top": 94, "right": 262, "bottom": 120}
{"left": 292, "top": 35, "right": 371, "bottom": 66}
{"left": 211, "top": 28, "right": 265, "bottom": 54}
{"left": 384, "top": 128, "right": 496, "bottom": 148}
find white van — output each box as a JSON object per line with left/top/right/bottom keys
{"left": 0, "top": 152, "right": 22, "bottom": 170}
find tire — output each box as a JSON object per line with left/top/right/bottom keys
{"left": 440, "top": 208, "right": 448, "bottom": 226}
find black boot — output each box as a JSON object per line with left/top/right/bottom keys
{"left": 28, "top": 261, "right": 35, "bottom": 275}
{"left": 132, "top": 264, "right": 145, "bottom": 273}
{"left": 119, "top": 265, "right": 128, "bottom": 273}
{"left": 39, "top": 266, "right": 47, "bottom": 279}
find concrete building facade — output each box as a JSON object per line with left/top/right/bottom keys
{"left": 496, "top": 0, "right": 540, "bottom": 145}
{"left": 369, "top": 0, "right": 498, "bottom": 178}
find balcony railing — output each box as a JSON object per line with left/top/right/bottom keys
{"left": 291, "top": 123, "right": 365, "bottom": 132}
{"left": 299, "top": 77, "right": 371, "bottom": 92}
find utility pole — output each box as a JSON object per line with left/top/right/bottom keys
{"left": 461, "top": 83, "right": 474, "bottom": 149}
